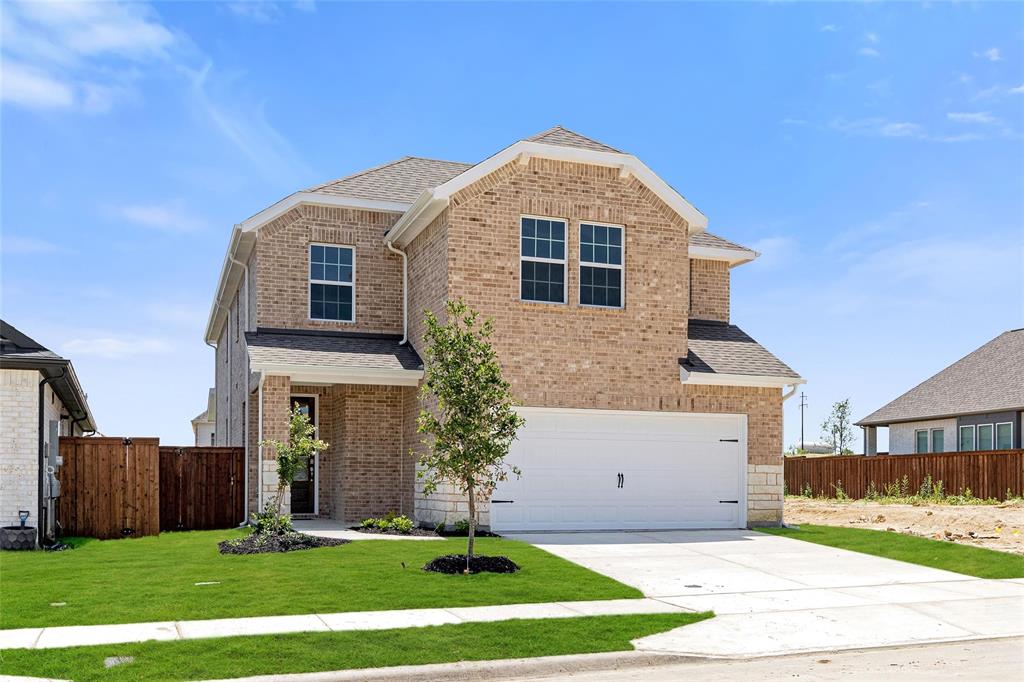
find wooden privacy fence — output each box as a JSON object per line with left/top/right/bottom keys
{"left": 57, "top": 438, "right": 245, "bottom": 539}
{"left": 160, "top": 447, "right": 245, "bottom": 532}
{"left": 57, "top": 437, "right": 160, "bottom": 540}
{"left": 785, "top": 449, "right": 1024, "bottom": 501}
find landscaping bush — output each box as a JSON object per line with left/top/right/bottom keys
{"left": 354, "top": 514, "right": 429, "bottom": 536}
{"left": 219, "top": 504, "right": 347, "bottom": 555}
{"left": 250, "top": 504, "right": 294, "bottom": 535}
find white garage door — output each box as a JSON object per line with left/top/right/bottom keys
{"left": 490, "top": 408, "right": 746, "bottom": 532}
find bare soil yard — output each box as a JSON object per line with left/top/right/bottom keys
{"left": 784, "top": 498, "right": 1024, "bottom": 555}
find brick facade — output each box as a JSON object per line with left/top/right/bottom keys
{"left": 689, "top": 258, "right": 730, "bottom": 323}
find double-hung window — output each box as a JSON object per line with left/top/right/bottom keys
{"left": 579, "top": 222, "right": 624, "bottom": 308}
{"left": 931, "top": 429, "right": 944, "bottom": 453}
{"left": 958, "top": 424, "right": 975, "bottom": 452}
{"left": 520, "top": 216, "right": 566, "bottom": 303}
{"left": 914, "top": 429, "right": 928, "bottom": 454}
{"left": 977, "top": 423, "right": 994, "bottom": 451}
{"left": 996, "top": 422, "right": 1014, "bottom": 450}
{"left": 309, "top": 244, "right": 354, "bottom": 322}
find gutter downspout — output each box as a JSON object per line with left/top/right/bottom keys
{"left": 385, "top": 240, "right": 409, "bottom": 345}
{"left": 782, "top": 384, "right": 798, "bottom": 402}
{"left": 257, "top": 372, "right": 265, "bottom": 512}
{"left": 38, "top": 368, "right": 66, "bottom": 547}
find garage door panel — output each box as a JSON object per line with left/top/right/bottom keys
{"left": 491, "top": 409, "right": 745, "bottom": 532}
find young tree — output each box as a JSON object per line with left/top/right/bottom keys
{"left": 260, "top": 404, "right": 328, "bottom": 515}
{"left": 821, "top": 398, "right": 854, "bottom": 455}
{"left": 416, "top": 299, "right": 525, "bottom": 570}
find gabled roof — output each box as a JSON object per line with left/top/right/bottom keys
{"left": 689, "top": 231, "right": 758, "bottom": 265}
{"left": 526, "top": 126, "right": 621, "bottom": 153}
{"left": 306, "top": 157, "right": 473, "bottom": 204}
{"left": 857, "top": 329, "right": 1024, "bottom": 426}
{"left": 680, "top": 320, "right": 803, "bottom": 386}
{"left": 0, "top": 320, "right": 97, "bottom": 431}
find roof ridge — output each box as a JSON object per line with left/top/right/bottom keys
{"left": 305, "top": 156, "right": 414, "bottom": 193}
{"left": 526, "top": 125, "right": 622, "bottom": 153}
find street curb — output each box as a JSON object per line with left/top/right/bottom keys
{"left": 196, "top": 651, "right": 707, "bottom": 682}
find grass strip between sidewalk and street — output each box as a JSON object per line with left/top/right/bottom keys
{"left": 1, "top": 530, "right": 641, "bottom": 629}
{"left": 0, "top": 613, "right": 712, "bottom": 681}
{"left": 763, "top": 524, "right": 1024, "bottom": 579}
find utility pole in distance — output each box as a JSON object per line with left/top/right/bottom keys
{"left": 799, "top": 392, "right": 808, "bottom": 451}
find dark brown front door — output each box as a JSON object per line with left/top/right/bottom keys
{"left": 289, "top": 396, "right": 317, "bottom": 514}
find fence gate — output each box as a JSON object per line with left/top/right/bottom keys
{"left": 57, "top": 437, "right": 160, "bottom": 539}
{"left": 159, "top": 447, "right": 245, "bottom": 531}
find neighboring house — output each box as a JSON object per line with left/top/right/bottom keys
{"left": 192, "top": 388, "right": 216, "bottom": 446}
{"left": 0, "top": 321, "right": 96, "bottom": 544}
{"left": 857, "top": 329, "right": 1024, "bottom": 455}
{"left": 205, "top": 126, "right": 803, "bottom": 530}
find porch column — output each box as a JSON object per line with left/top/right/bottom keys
{"left": 260, "top": 375, "right": 292, "bottom": 513}
{"left": 863, "top": 426, "right": 878, "bottom": 456}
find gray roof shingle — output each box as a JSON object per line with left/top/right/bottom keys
{"left": 857, "top": 329, "right": 1024, "bottom": 426}
{"left": 246, "top": 329, "right": 423, "bottom": 372}
{"left": 526, "top": 126, "right": 621, "bottom": 153}
{"left": 681, "top": 320, "right": 801, "bottom": 379}
{"left": 306, "top": 157, "right": 473, "bottom": 204}
{"left": 690, "top": 231, "right": 753, "bottom": 253}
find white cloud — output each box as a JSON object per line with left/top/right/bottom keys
{"left": 858, "top": 47, "right": 880, "bottom": 58}
{"left": 820, "top": 24, "right": 839, "bottom": 33}
{"left": 226, "top": 2, "right": 281, "bottom": 23}
{"left": 864, "top": 32, "right": 880, "bottom": 44}
{"left": 745, "top": 236, "right": 798, "bottom": 271}
{"left": 830, "top": 117, "right": 923, "bottom": 139}
{"left": 947, "top": 111, "right": 998, "bottom": 125}
{"left": 1010, "top": 85, "right": 1024, "bottom": 95}
{"left": 780, "top": 117, "right": 807, "bottom": 126}
{"left": 0, "top": 59, "right": 74, "bottom": 108}
{"left": 62, "top": 336, "right": 173, "bottom": 359}
{"left": 110, "top": 202, "right": 206, "bottom": 232}
{"left": 974, "top": 47, "right": 1002, "bottom": 62}
{"left": 0, "top": 235, "right": 65, "bottom": 254}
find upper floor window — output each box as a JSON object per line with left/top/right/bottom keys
{"left": 579, "top": 222, "right": 623, "bottom": 308}
{"left": 520, "top": 216, "right": 566, "bottom": 304}
{"left": 310, "top": 244, "right": 354, "bottom": 322}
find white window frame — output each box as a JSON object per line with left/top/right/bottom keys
{"left": 930, "top": 428, "right": 944, "bottom": 453}
{"left": 977, "top": 423, "right": 995, "bottom": 451}
{"left": 914, "top": 429, "right": 929, "bottom": 454}
{"left": 958, "top": 424, "right": 976, "bottom": 452}
{"left": 309, "top": 243, "right": 355, "bottom": 323}
{"left": 519, "top": 215, "right": 567, "bottom": 305}
{"left": 578, "top": 221, "right": 625, "bottom": 309}
{"left": 995, "top": 422, "right": 1014, "bottom": 450}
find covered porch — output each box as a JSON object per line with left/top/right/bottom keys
{"left": 246, "top": 329, "right": 424, "bottom": 522}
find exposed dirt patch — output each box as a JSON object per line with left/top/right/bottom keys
{"left": 785, "top": 498, "right": 1024, "bottom": 555}
{"left": 423, "top": 554, "right": 520, "bottom": 574}
{"left": 219, "top": 532, "right": 349, "bottom": 555}
{"left": 350, "top": 526, "right": 439, "bottom": 537}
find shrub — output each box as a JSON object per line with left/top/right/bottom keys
{"left": 453, "top": 518, "right": 471, "bottom": 534}
{"left": 360, "top": 514, "right": 414, "bottom": 534}
{"left": 832, "top": 480, "right": 849, "bottom": 501}
{"left": 250, "top": 503, "right": 293, "bottom": 536}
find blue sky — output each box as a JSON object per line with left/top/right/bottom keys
{"left": 2, "top": 1, "right": 1022, "bottom": 448}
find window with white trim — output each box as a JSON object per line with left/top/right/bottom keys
{"left": 579, "top": 222, "right": 624, "bottom": 308}
{"left": 931, "top": 428, "right": 944, "bottom": 453}
{"left": 958, "top": 424, "right": 975, "bottom": 452}
{"left": 977, "top": 423, "right": 994, "bottom": 451}
{"left": 914, "top": 429, "right": 928, "bottom": 454}
{"left": 309, "top": 244, "right": 354, "bottom": 322}
{"left": 520, "top": 216, "right": 566, "bottom": 303}
{"left": 996, "top": 422, "right": 1013, "bottom": 450}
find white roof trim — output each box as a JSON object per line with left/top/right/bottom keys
{"left": 385, "top": 140, "right": 709, "bottom": 246}
{"left": 680, "top": 368, "right": 805, "bottom": 388}
{"left": 254, "top": 362, "right": 424, "bottom": 387}
{"left": 690, "top": 245, "right": 759, "bottom": 266}
{"left": 240, "top": 192, "right": 410, "bottom": 232}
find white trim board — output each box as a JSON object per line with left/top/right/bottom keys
{"left": 680, "top": 369, "right": 806, "bottom": 389}
{"left": 254, "top": 363, "right": 424, "bottom": 387}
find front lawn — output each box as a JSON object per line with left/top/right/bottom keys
{"left": 763, "top": 524, "right": 1024, "bottom": 579}
{"left": 0, "top": 613, "right": 710, "bottom": 681}
{"left": 1, "top": 530, "right": 641, "bottom": 629}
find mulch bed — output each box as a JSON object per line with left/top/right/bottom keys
{"left": 437, "top": 528, "right": 501, "bottom": 538}
{"left": 350, "top": 526, "right": 439, "bottom": 537}
{"left": 423, "top": 554, "right": 520, "bottom": 574}
{"left": 219, "top": 532, "right": 349, "bottom": 555}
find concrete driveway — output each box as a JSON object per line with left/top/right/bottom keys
{"left": 509, "top": 530, "right": 1024, "bottom": 657}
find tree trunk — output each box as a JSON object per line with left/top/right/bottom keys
{"left": 466, "top": 481, "right": 476, "bottom": 573}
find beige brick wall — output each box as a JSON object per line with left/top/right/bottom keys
{"left": 255, "top": 205, "right": 404, "bottom": 335}
{"left": 0, "top": 369, "right": 40, "bottom": 527}
{"left": 690, "top": 258, "right": 730, "bottom": 322}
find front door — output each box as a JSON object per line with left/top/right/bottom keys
{"left": 289, "top": 396, "right": 317, "bottom": 514}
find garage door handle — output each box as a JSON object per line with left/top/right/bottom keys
{"left": 719, "top": 438, "right": 739, "bottom": 443}
{"left": 718, "top": 500, "right": 738, "bottom": 504}
{"left": 491, "top": 500, "right": 514, "bottom": 504}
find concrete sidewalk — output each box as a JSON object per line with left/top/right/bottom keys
{"left": 0, "top": 598, "right": 683, "bottom": 651}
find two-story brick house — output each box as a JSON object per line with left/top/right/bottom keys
{"left": 205, "top": 127, "right": 803, "bottom": 530}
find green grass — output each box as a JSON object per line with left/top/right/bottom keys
{"left": 762, "top": 524, "right": 1024, "bottom": 579}
{"left": 0, "top": 530, "right": 641, "bottom": 630}
{"left": 0, "top": 613, "right": 711, "bottom": 681}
